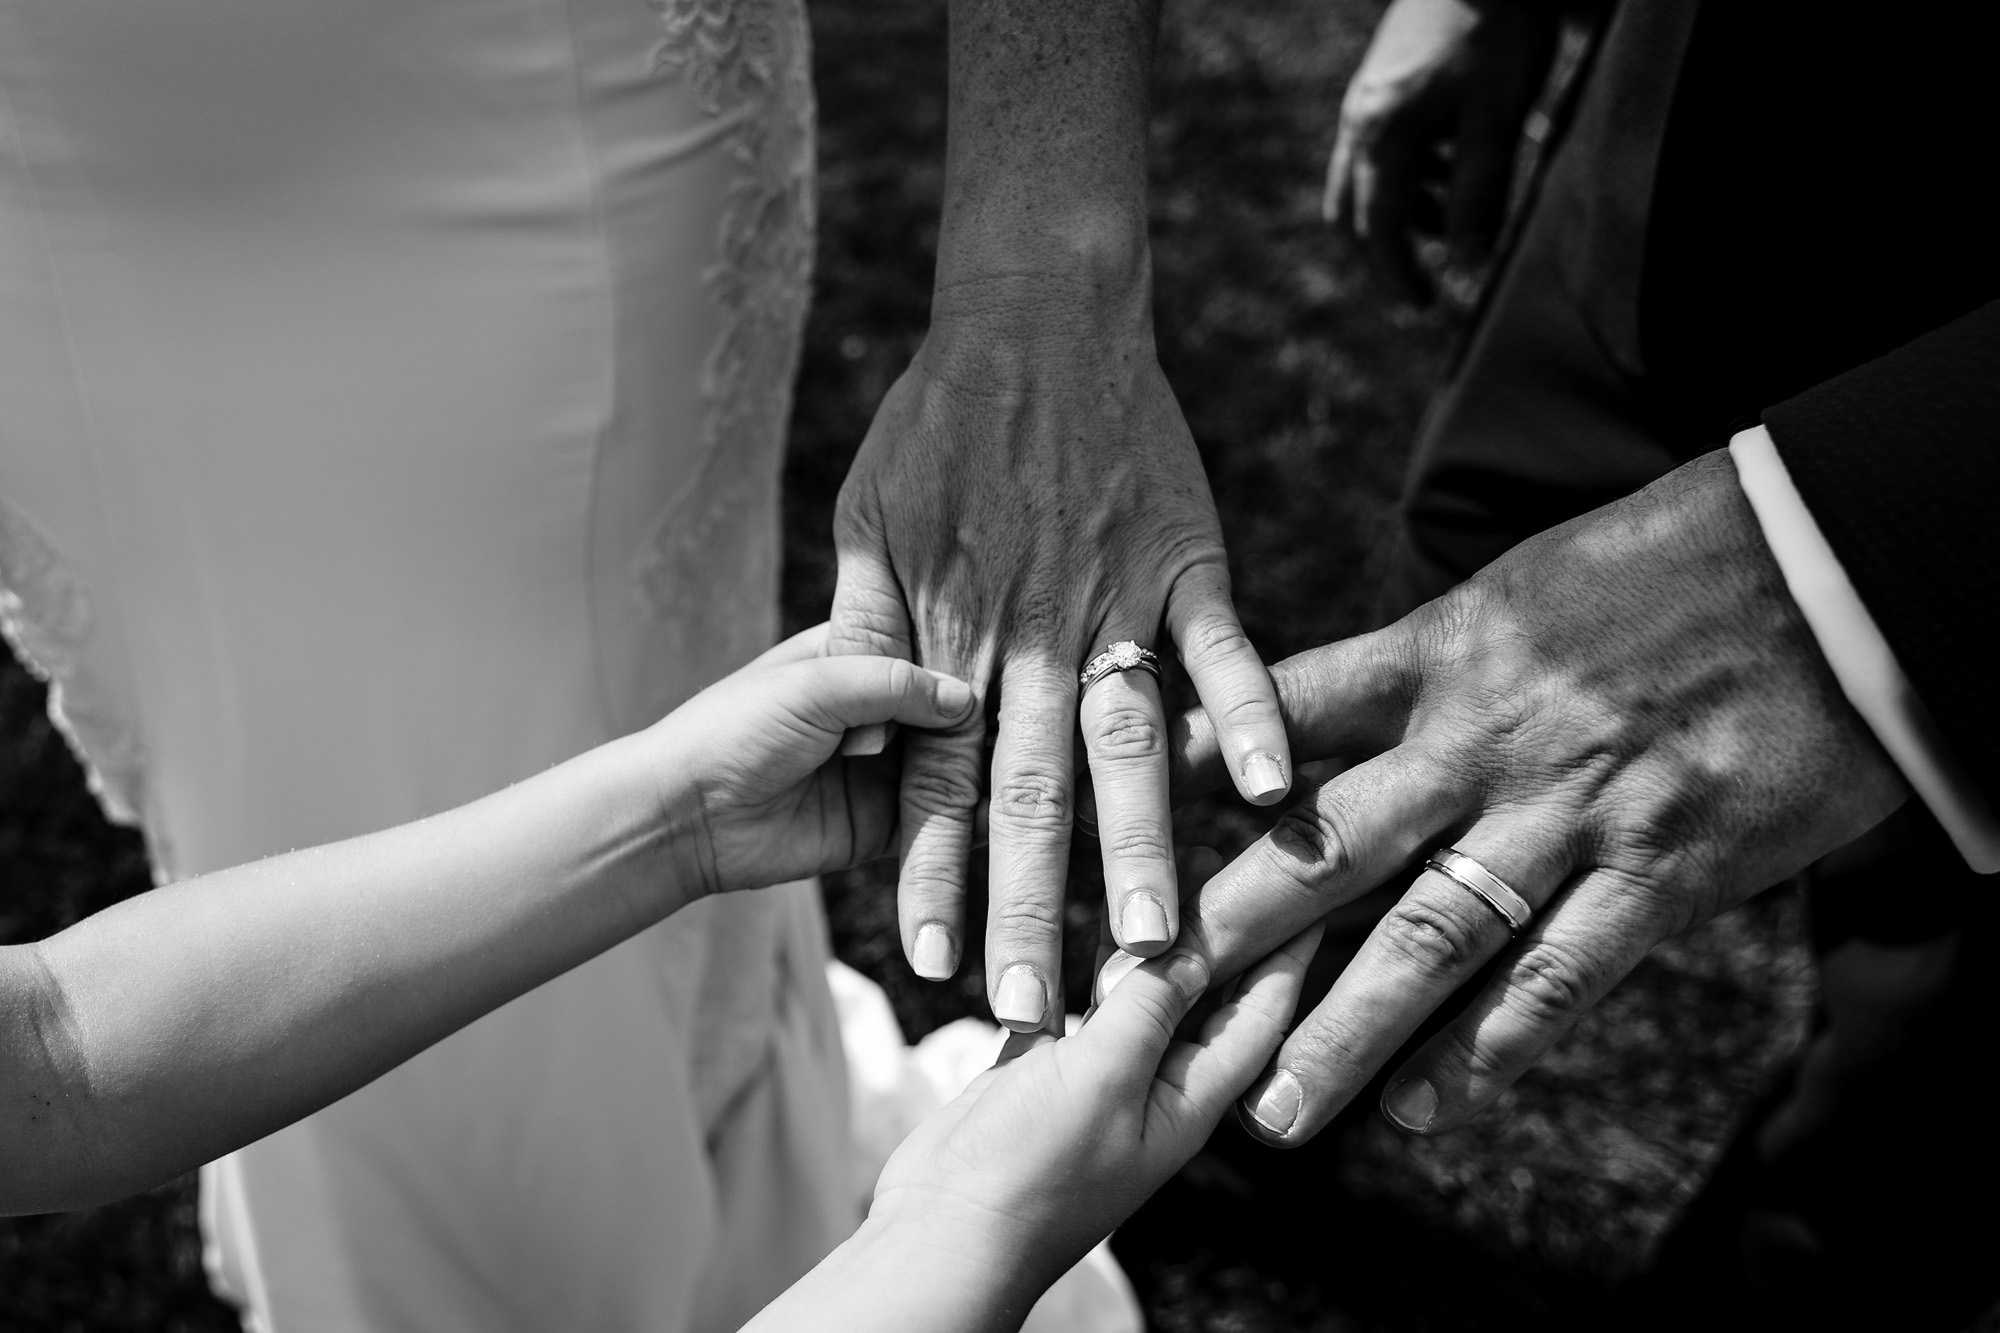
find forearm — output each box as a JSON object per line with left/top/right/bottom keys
{"left": 2, "top": 733, "right": 699, "bottom": 1213}
{"left": 744, "top": 1215, "right": 1040, "bottom": 1333}
{"left": 936, "top": 0, "right": 1158, "bottom": 316}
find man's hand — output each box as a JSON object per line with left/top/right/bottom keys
{"left": 827, "top": 0, "right": 1289, "bottom": 1031}
{"left": 1325, "top": 0, "right": 1558, "bottom": 304}
{"left": 1169, "top": 450, "right": 1908, "bottom": 1140}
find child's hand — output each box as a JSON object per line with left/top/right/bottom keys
{"left": 863, "top": 920, "right": 1324, "bottom": 1320}
{"left": 649, "top": 625, "right": 978, "bottom": 896}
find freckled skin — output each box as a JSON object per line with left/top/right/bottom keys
{"left": 828, "top": 0, "right": 1296, "bottom": 1013}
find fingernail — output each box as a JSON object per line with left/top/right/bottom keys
{"left": 840, "top": 722, "right": 889, "bottom": 757}
{"left": 992, "top": 965, "right": 1047, "bottom": 1030}
{"left": 911, "top": 923, "right": 956, "bottom": 980}
{"left": 1164, "top": 952, "right": 1208, "bottom": 1001}
{"left": 1244, "top": 1069, "right": 1301, "bottom": 1136}
{"left": 1242, "top": 751, "right": 1288, "bottom": 801}
{"left": 1119, "top": 893, "right": 1170, "bottom": 949}
{"left": 1383, "top": 1078, "right": 1438, "bottom": 1133}
{"left": 934, "top": 674, "right": 974, "bottom": 717}
{"left": 1094, "top": 951, "right": 1143, "bottom": 1005}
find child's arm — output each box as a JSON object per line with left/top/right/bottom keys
{"left": 1, "top": 633, "right": 973, "bottom": 1215}
{"left": 745, "top": 919, "right": 1323, "bottom": 1331}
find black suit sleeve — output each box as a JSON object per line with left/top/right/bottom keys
{"left": 1762, "top": 300, "right": 2000, "bottom": 807}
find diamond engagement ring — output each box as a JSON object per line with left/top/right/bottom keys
{"left": 1425, "top": 847, "right": 1534, "bottom": 937}
{"left": 1078, "top": 641, "right": 1162, "bottom": 693}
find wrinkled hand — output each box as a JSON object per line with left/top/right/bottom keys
{"left": 1169, "top": 450, "right": 1907, "bottom": 1142}
{"left": 829, "top": 284, "right": 1290, "bottom": 1030}
{"left": 1325, "top": 0, "right": 1557, "bottom": 303}
{"left": 656, "top": 626, "right": 978, "bottom": 896}
{"left": 867, "top": 919, "right": 1320, "bottom": 1306}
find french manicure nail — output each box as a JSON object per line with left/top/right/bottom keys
{"left": 1244, "top": 1069, "right": 1302, "bottom": 1136}
{"left": 1120, "top": 893, "right": 1170, "bottom": 949}
{"left": 1242, "top": 751, "right": 1287, "bottom": 801}
{"left": 993, "top": 965, "right": 1047, "bottom": 1030}
{"left": 1383, "top": 1078, "right": 1438, "bottom": 1133}
{"left": 911, "top": 923, "right": 956, "bottom": 980}
{"left": 1094, "top": 951, "right": 1143, "bottom": 1005}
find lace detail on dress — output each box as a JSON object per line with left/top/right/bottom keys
{"left": 0, "top": 499, "right": 151, "bottom": 835}
{"left": 634, "top": 0, "right": 815, "bottom": 665}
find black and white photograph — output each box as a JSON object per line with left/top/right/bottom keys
{"left": 3, "top": 0, "right": 1994, "bottom": 1328}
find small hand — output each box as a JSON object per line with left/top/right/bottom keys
{"left": 828, "top": 288, "right": 1291, "bottom": 1030}
{"left": 656, "top": 626, "right": 978, "bottom": 896}
{"left": 1324, "top": 0, "right": 1557, "bottom": 304}
{"left": 867, "top": 920, "right": 1322, "bottom": 1303}
{"left": 1168, "top": 451, "right": 1907, "bottom": 1141}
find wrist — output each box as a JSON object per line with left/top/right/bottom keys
{"left": 817, "top": 1212, "right": 1042, "bottom": 1331}
{"left": 922, "top": 249, "right": 1156, "bottom": 384}
{"left": 596, "top": 728, "right": 714, "bottom": 913}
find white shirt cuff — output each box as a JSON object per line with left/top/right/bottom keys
{"left": 1730, "top": 425, "right": 2000, "bottom": 873}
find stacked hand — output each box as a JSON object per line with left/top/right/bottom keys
{"left": 1168, "top": 452, "right": 1906, "bottom": 1140}
{"left": 653, "top": 624, "right": 979, "bottom": 898}
{"left": 828, "top": 285, "right": 1292, "bottom": 1031}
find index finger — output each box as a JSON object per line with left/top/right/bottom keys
{"left": 1177, "top": 744, "right": 1470, "bottom": 992}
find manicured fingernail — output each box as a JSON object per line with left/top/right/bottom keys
{"left": 934, "top": 674, "right": 974, "bottom": 717}
{"left": 840, "top": 722, "right": 889, "bottom": 757}
{"left": 1164, "top": 952, "right": 1208, "bottom": 1001}
{"left": 1120, "top": 893, "right": 1170, "bottom": 949}
{"left": 1383, "top": 1078, "right": 1438, "bottom": 1133}
{"left": 1242, "top": 751, "right": 1287, "bottom": 801}
{"left": 992, "top": 965, "right": 1047, "bottom": 1029}
{"left": 1244, "top": 1069, "right": 1301, "bottom": 1136}
{"left": 911, "top": 923, "right": 956, "bottom": 980}
{"left": 1094, "top": 950, "right": 1143, "bottom": 1005}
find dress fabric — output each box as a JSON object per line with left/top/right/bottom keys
{"left": 0, "top": 1, "right": 855, "bottom": 1329}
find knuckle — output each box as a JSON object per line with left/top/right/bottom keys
{"left": 899, "top": 762, "right": 984, "bottom": 819}
{"left": 1104, "top": 825, "right": 1175, "bottom": 866}
{"left": 1267, "top": 799, "right": 1359, "bottom": 881}
{"left": 991, "top": 892, "right": 1065, "bottom": 945}
{"left": 1087, "top": 705, "right": 1165, "bottom": 762}
{"left": 1434, "top": 1021, "right": 1513, "bottom": 1088}
{"left": 1178, "top": 609, "right": 1252, "bottom": 665}
{"left": 1375, "top": 896, "right": 1489, "bottom": 979}
{"left": 828, "top": 598, "right": 909, "bottom": 652}
{"left": 1500, "top": 939, "right": 1599, "bottom": 1029}
{"left": 990, "top": 771, "right": 1072, "bottom": 833}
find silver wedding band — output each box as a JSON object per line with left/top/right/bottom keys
{"left": 1078, "top": 641, "right": 1161, "bottom": 693}
{"left": 1425, "top": 847, "right": 1533, "bottom": 937}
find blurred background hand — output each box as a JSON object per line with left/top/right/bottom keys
{"left": 1324, "top": 0, "right": 1558, "bottom": 304}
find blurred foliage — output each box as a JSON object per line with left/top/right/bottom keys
{"left": 2, "top": 1, "right": 1810, "bottom": 1328}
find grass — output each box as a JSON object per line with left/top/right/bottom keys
{"left": 0, "top": 2, "right": 1811, "bottom": 1327}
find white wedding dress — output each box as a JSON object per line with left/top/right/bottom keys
{"left": 1, "top": 1, "right": 1144, "bottom": 1327}
{"left": 0, "top": 1, "right": 849, "bottom": 1328}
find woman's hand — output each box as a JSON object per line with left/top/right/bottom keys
{"left": 745, "top": 918, "right": 1321, "bottom": 1331}
{"left": 1325, "top": 0, "right": 1558, "bottom": 304}
{"left": 871, "top": 922, "right": 1320, "bottom": 1311}
{"left": 648, "top": 626, "right": 979, "bottom": 896}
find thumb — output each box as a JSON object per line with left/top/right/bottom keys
{"left": 827, "top": 544, "right": 915, "bottom": 756}
{"left": 775, "top": 656, "right": 978, "bottom": 737}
